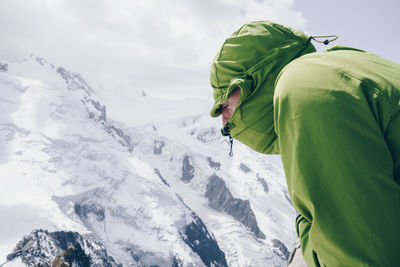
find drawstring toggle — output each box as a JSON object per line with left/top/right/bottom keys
{"left": 310, "top": 35, "right": 338, "bottom": 45}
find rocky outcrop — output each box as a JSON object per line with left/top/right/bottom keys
{"left": 239, "top": 163, "right": 251, "bottom": 173}
{"left": 287, "top": 238, "right": 308, "bottom": 267}
{"left": 89, "top": 99, "right": 107, "bottom": 121}
{"left": 153, "top": 140, "right": 166, "bottom": 155}
{"left": 103, "top": 123, "right": 133, "bottom": 152}
{"left": 122, "top": 244, "right": 175, "bottom": 267}
{"left": 196, "top": 127, "right": 217, "bottom": 143}
{"left": 154, "top": 168, "right": 170, "bottom": 187}
{"left": 52, "top": 242, "right": 90, "bottom": 267}
{"left": 74, "top": 201, "right": 105, "bottom": 223}
{"left": 180, "top": 212, "right": 228, "bottom": 267}
{"left": 205, "top": 174, "right": 266, "bottom": 239}
{"left": 175, "top": 194, "right": 228, "bottom": 267}
{"left": 35, "top": 56, "right": 50, "bottom": 66}
{"left": 207, "top": 157, "right": 221, "bottom": 170}
{"left": 272, "top": 238, "right": 290, "bottom": 261}
{"left": 257, "top": 174, "right": 269, "bottom": 194}
{"left": 57, "top": 67, "right": 93, "bottom": 95}
{"left": 5, "top": 229, "right": 120, "bottom": 266}
{"left": 0, "top": 62, "right": 8, "bottom": 72}
{"left": 181, "top": 155, "right": 195, "bottom": 183}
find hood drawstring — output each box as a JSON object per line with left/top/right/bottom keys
{"left": 228, "top": 135, "right": 234, "bottom": 156}
{"left": 221, "top": 122, "right": 235, "bottom": 157}
{"left": 310, "top": 35, "right": 338, "bottom": 45}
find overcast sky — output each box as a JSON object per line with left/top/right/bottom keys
{"left": 1, "top": 0, "right": 399, "bottom": 99}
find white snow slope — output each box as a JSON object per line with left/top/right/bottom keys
{"left": 0, "top": 56, "right": 297, "bottom": 267}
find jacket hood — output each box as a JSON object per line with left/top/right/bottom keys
{"left": 210, "top": 21, "right": 316, "bottom": 154}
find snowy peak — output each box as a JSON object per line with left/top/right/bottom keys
{"left": 5, "top": 229, "right": 120, "bottom": 267}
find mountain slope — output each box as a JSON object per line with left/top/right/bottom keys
{"left": 0, "top": 56, "right": 296, "bottom": 266}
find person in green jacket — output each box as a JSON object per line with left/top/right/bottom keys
{"left": 209, "top": 20, "right": 400, "bottom": 267}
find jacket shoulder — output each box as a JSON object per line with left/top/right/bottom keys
{"left": 274, "top": 53, "right": 345, "bottom": 99}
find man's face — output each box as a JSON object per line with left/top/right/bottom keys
{"left": 221, "top": 87, "right": 240, "bottom": 126}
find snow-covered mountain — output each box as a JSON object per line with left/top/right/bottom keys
{"left": 0, "top": 56, "right": 297, "bottom": 266}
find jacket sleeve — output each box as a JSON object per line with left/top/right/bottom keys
{"left": 274, "top": 58, "right": 400, "bottom": 267}
{"left": 295, "top": 214, "right": 321, "bottom": 266}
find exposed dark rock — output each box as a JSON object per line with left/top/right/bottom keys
{"left": 207, "top": 157, "right": 221, "bottom": 170}
{"left": 81, "top": 97, "right": 106, "bottom": 123}
{"left": 153, "top": 140, "right": 165, "bottom": 155}
{"left": 125, "top": 246, "right": 141, "bottom": 263}
{"left": 206, "top": 174, "right": 266, "bottom": 239}
{"left": 124, "top": 245, "right": 172, "bottom": 267}
{"left": 180, "top": 212, "right": 228, "bottom": 267}
{"left": 239, "top": 163, "right": 251, "bottom": 173}
{"left": 52, "top": 242, "right": 90, "bottom": 267}
{"left": 174, "top": 194, "right": 227, "bottom": 267}
{"left": 175, "top": 193, "right": 189, "bottom": 210}
{"left": 6, "top": 229, "right": 120, "bottom": 266}
{"left": 56, "top": 67, "right": 93, "bottom": 95}
{"left": 181, "top": 155, "right": 194, "bottom": 183}
{"left": 35, "top": 56, "right": 47, "bottom": 66}
{"left": 90, "top": 99, "right": 106, "bottom": 121}
{"left": 256, "top": 174, "right": 269, "bottom": 194}
{"left": 287, "top": 238, "right": 308, "bottom": 267}
{"left": 285, "top": 192, "right": 293, "bottom": 206}
{"left": 74, "top": 202, "right": 105, "bottom": 222}
{"left": 196, "top": 128, "right": 220, "bottom": 143}
{"left": 172, "top": 255, "right": 184, "bottom": 267}
{"left": 103, "top": 124, "right": 133, "bottom": 152}
{"left": 0, "top": 62, "right": 8, "bottom": 72}
{"left": 154, "top": 168, "right": 170, "bottom": 187}
{"left": 272, "top": 238, "right": 290, "bottom": 261}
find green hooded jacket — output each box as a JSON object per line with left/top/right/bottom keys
{"left": 210, "top": 21, "right": 400, "bottom": 266}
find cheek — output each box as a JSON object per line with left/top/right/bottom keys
{"left": 222, "top": 108, "right": 234, "bottom": 121}
{"left": 221, "top": 109, "right": 228, "bottom": 120}
{"left": 227, "top": 106, "right": 235, "bottom": 117}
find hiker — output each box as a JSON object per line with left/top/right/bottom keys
{"left": 209, "top": 20, "right": 400, "bottom": 266}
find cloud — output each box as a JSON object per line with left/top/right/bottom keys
{"left": 0, "top": 0, "right": 306, "bottom": 98}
